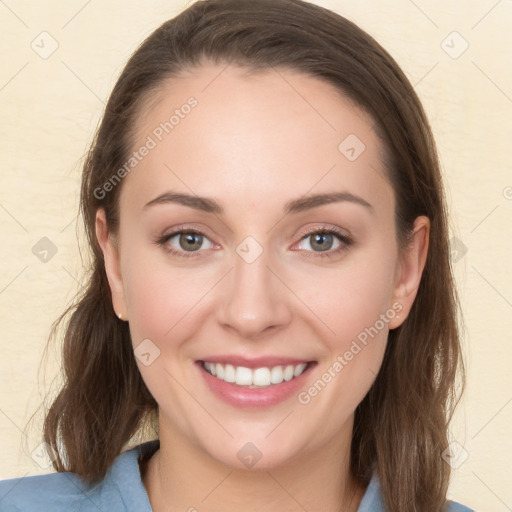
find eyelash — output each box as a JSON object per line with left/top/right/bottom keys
{"left": 154, "top": 225, "right": 353, "bottom": 260}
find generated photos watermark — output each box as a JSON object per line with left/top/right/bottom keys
{"left": 93, "top": 96, "right": 198, "bottom": 200}
{"left": 297, "top": 301, "right": 403, "bottom": 405}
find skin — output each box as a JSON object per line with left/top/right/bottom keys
{"left": 96, "top": 63, "right": 429, "bottom": 512}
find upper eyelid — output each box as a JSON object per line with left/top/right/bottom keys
{"left": 298, "top": 224, "right": 350, "bottom": 238}
{"left": 163, "top": 225, "right": 348, "bottom": 239}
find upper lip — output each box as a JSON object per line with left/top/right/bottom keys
{"left": 198, "top": 356, "right": 314, "bottom": 369}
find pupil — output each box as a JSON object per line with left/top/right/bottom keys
{"left": 180, "top": 233, "right": 202, "bottom": 251}
{"left": 311, "top": 233, "right": 332, "bottom": 252}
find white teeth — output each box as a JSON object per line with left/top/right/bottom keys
{"left": 270, "top": 366, "right": 284, "bottom": 384}
{"left": 202, "top": 361, "right": 309, "bottom": 387}
{"left": 283, "top": 365, "right": 295, "bottom": 381}
{"left": 294, "top": 363, "right": 307, "bottom": 377}
{"left": 224, "top": 364, "right": 236, "bottom": 383}
{"left": 235, "top": 366, "right": 253, "bottom": 386}
{"left": 253, "top": 367, "right": 271, "bottom": 386}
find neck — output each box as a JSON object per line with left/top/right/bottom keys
{"left": 142, "top": 414, "right": 366, "bottom": 512}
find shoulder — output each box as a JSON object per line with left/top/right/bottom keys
{"left": 0, "top": 440, "right": 159, "bottom": 512}
{"left": 446, "top": 501, "right": 476, "bottom": 512}
{"left": 0, "top": 471, "right": 91, "bottom": 511}
{"left": 357, "top": 474, "right": 476, "bottom": 512}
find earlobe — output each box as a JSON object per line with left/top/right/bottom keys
{"left": 95, "top": 208, "right": 127, "bottom": 319}
{"left": 387, "top": 216, "right": 430, "bottom": 329}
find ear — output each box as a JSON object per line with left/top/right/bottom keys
{"left": 95, "top": 208, "right": 127, "bottom": 319}
{"left": 387, "top": 215, "right": 430, "bottom": 329}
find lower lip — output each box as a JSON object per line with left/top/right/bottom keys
{"left": 196, "top": 361, "right": 316, "bottom": 409}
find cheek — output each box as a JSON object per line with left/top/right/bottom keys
{"left": 301, "top": 253, "right": 397, "bottom": 412}
{"left": 295, "top": 264, "right": 394, "bottom": 427}
{"left": 295, "top": 256, "right": 397, "bottom": 347}
{"left": 121, "top": 241, "right": 216, "bottom": 341}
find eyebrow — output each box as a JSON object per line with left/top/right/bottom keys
{"left": 143, "top": 191, "right": 373, "bottom": 215}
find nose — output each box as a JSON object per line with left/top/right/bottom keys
{"left": 216, "top": 246, "right": 293, "bottom": 339}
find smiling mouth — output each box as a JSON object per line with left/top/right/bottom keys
{"left": 200, "top": 360, "right": 315, "bottom": 388}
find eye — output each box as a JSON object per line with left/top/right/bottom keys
{"left": 155, "top": 226, "right": 353, "bottom": 259}
{"left": 295, "top": 227, "right": 353, "bottom": 258}
{"left": 156, "top": 229, "right": 216, "bottom": 257}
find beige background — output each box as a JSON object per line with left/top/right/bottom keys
{"left": 1, "top": 1, "right": 511, "bottom": 510}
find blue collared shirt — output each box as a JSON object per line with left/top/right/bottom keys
{"left": 0, "top": 441, "right": 475, "bottom": 511}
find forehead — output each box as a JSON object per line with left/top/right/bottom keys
{"left": 122, "top": 63, "right": 393, "bottom": 216}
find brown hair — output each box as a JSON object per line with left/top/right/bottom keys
{"left": 43, "top": 0, "right": 465, "bottom": 510}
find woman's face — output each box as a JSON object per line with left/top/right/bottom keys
{"left": 97, "top": 63, "right": 428, "bottom": 469}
